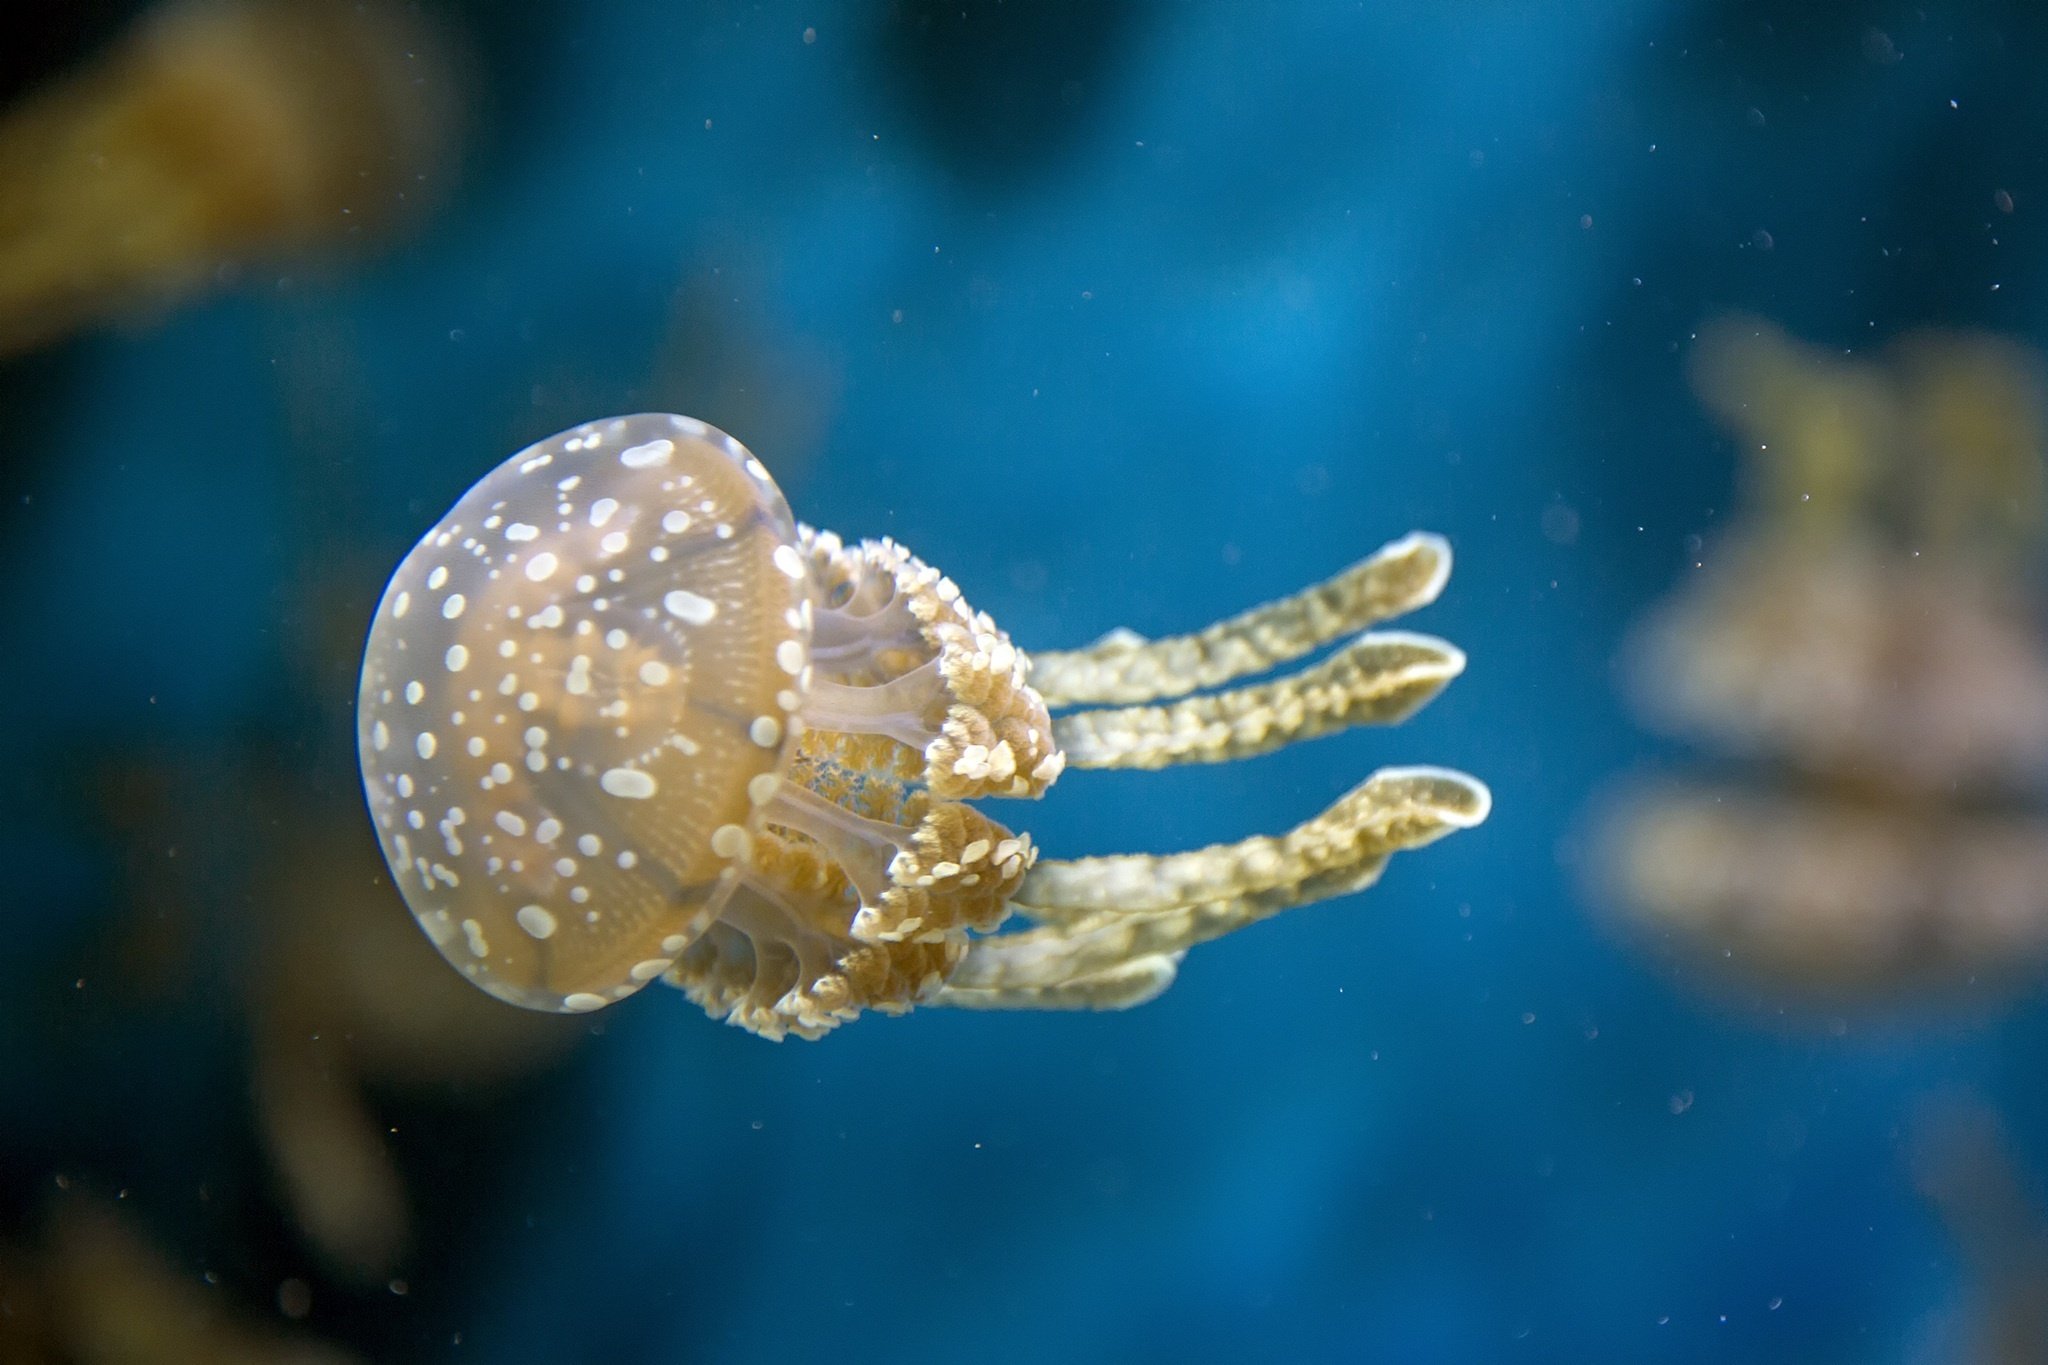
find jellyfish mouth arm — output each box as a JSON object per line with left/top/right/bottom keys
{"left": 798, "top": 527, "right": 1064, "bottom": 799}
{"left": 804, "top": 664, "right": 950, "bottom": 753}
{"left": 1050, "top": 631, "right": 1464, "bottom": 771}
{"left": 1027, "top": 532, "right": 1452, "bottom": 707}
{"left": 757, "top": 776, "right": 913, "bottom": 908}
{"left": 1009, "top": 765, "right": 1490, "bottom": 922}
{"left": 943, "top": 854, "right": 1397, "bottom": 996}
{"left": 933, "top": 766, "right": 1488, "bottom": 1004}
{"left": 932, "top": 953, "right": 1184, "bottom": 1012}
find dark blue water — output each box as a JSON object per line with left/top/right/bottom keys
{"left": 7, "top": 2, "right": 2048, "bottom": 1361}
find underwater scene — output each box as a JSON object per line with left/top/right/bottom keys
{"left": 4, "top": 1, "right": 2048, "bottom": 1361}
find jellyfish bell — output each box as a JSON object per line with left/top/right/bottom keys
{"left": 360, "top": 414, "right": 1054, "bottom": 1030}
{"left": 360, "top": 414, "right": 1489, "bottom": 1040}
{"left": 358, "top": 414, "right": 815, "bottom": 1014}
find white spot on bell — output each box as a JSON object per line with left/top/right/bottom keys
{"left": 620, "top": 438, "right": 674, "bottom": 469}
{"left": 664, "top": 590, "right": 717, "bottom": 624}
{"left": 600, "top": 767, "right": 658, "bottom": 799}
{"left": 525, "top": 552, "right": 559, "bottom": 582}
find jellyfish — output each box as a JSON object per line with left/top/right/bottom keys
{"left": 357, "top": 415, "right": 1489, "bottom": 1039}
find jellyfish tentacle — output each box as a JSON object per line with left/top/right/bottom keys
{"left": 1051, "top": 631, "right": 1465, "bottom": 771}
{"left": 931, "top": 953, "right": 1183, "bottom": 1012}
{"left": 1008, "top": 766, "right": 1490, "bottom": 924}
{"left": 949, "top": 855, "right": 1403, "bottom": 993}
{"left": 945, "top": 773, "right": 1484, "bottom": 996}
{"left": 1028, "top": 532, "right": 1452, "bottom": 707}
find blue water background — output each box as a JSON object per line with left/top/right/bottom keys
{"left": 7, "top": 2, "right": 2048, "bottom": 1360}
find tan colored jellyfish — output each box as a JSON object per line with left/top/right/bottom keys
{"left": 358, "top": 414, "right": 1489, "bottom": 1039}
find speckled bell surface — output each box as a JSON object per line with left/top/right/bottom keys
{"left": 357, "top": 414, "right": 812, "bottom": 1013}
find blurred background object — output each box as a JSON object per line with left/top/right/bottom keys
{"left": 0, "top": 0, "right": 459, "bottom": 358}
{"left": 1599, "top": 322, "right": 2048, "bottom": 994}
{"left": 0, "top": 1196, "right": 363, "bottom": 1365}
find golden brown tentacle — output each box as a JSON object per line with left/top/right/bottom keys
{"left": 1028, "top": 532, "right": 1451, "bottom": 707}
{"left": 949, "top": 854, "right": 1395, "bottom": 993}
{"left": 931, "top": 953, "right": 1183, "bottom": 1012}
{"left": 1051, "top": 631, "right": 1464, "bottom": 771}
{"left": 1009, "top": 766, "right": 1489, "bottom": 924}
{"left": 942, "top": 767, "right": 1486, "bottom": 1000}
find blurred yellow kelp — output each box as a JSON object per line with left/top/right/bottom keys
{"left": 1596, "top": 319, "right": 2048, "bottom": 997}
{"left": 0, "top": 0, "right": 460, "bottom": 358}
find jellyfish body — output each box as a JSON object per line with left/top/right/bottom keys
{"left": 359, "top": 415, "right": 1488, "bottom": 1039}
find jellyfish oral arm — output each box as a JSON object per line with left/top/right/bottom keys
{"left": 931, "top": 766, "right": 1491, "bottom": 1008}
{"left": 1009, "top": 766, "right": 1490, "bottom": 920}
{"left": 1049, "top": 630, "right": 1466, "bottom": 771}
{"left": 1027, "top": 531, "right": 1453, "bottom": 707}
{"left": 931, "top": 953, "right": 1185, "bottom": 1012}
